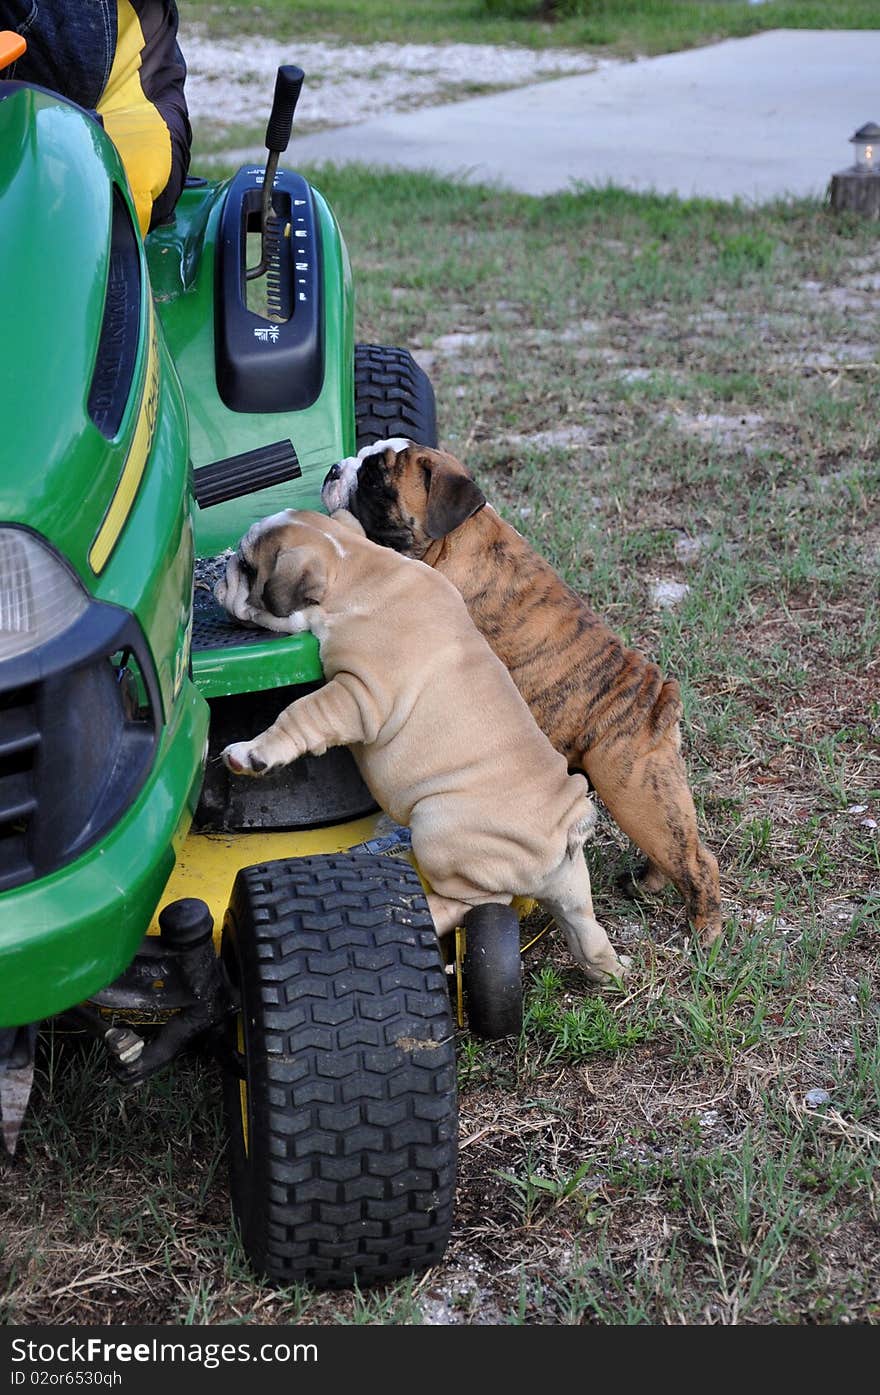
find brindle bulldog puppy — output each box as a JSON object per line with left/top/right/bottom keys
{"left": 322, "top": 440, "right": 722, "bottom": 944}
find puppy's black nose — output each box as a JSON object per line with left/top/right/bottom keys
{"left": 324, "top": 462, "right": 342, "bottom": 483}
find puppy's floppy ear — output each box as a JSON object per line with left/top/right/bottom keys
{"left": 424, "top": 460, "right": 486, "bottom": 540}
{"left": 263, "top": 547, "right": 328, "bottom": 617}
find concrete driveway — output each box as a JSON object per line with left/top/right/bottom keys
{"left": 280, "top": 30, "right": 879, "bottom": 202}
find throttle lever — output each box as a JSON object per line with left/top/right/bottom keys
{"left": 247, "top": 64, "right": 305, "bottom": 282}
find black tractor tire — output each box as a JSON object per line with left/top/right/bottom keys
{"left": 354, "top": 342, "right": 438, "bottom": 450}
{"left": 463, "top": 903, "right": 523, "bottom": 1041}
{"left": 220, "top": 853, "right": 457, "bottom": 1289}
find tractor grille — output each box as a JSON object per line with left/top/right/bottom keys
{"left": 0, "top": 685, "right": 39, "bottom": 888}
{"left": 0, "top": 604, "right": 161, "bottom": 894}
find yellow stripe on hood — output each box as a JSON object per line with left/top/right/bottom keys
{"left": 89, "top": 305, "right": 160, "bottom": 574}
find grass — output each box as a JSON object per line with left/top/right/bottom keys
{"left": 184, "top": 0, "right": 880, "bottom": 53}
{"left": 524, "top": 965, "right": 655, "bottom": 1062}
{"left": 2, "top": 165, "right": 879, "bottom": 1325}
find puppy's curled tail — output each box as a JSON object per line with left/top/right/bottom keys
{"left": 650, "top": 676, "right": 684, "bottom": 743}
{"left": 567, "top": 799, "right": 598, "bottom": 860}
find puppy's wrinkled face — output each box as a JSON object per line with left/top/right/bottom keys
{"left": 322, "top": 439, "right": 486, "bottom": 559}
{"left": 214, "top": 511, "right": 336, "bottom": 633}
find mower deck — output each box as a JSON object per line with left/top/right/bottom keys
{"left": 145, "top": 811, "right": 385, "bottom": 947}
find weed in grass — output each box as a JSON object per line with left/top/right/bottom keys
{"left": 496, "top": 1152, "right": 600, "bottom": 1226}
{"left": 523, "top": 966, "right": 652, "bottom": 1065}
{"left": 830, "top": 1019, "right": 880, "bottom": 1124}
{"left": 844, "top": 890, "right": 880, "bottom": 941}
{"left": 181, "top": 1281, "right": 223, "bottom": 1326}
{"left": 342, "top": 1277, "right": 424, "bottom": 1325}
{"left": 685, "top": 1138, "right": 825, "bottom": 1315}
{"left": 661, "top": 937, "right": 820, "bottom": 1065}
{"left": 710, "top": 230, "right": 777, "bottom": 279}
{"left": 521, "top": 1239, "right": 693, "bottom": 1325}
{"left": 737, "top": 815, "right": 774, "bottom": 871}
{"left": 457, "top": 1037, "right": 489, "bottom": 1088}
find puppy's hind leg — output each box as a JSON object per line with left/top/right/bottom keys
{"left": 538, "top": 856, "right": 629, "bottom": 984}
{"left": 623, "top": 858, "right": 669, "bottom": 898}
{"left": 585, "top": 728, "right": 722, "bottom": 945}
{"left": 426, "top": 892, "right": 476, "bottom": 939}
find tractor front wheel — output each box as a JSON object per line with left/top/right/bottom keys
{"left": 220, "top": 853, "right": 457, "bottom": 1289}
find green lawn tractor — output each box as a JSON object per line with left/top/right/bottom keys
{"left": 0, "top": 47, "right": 525, "bottom": 1290}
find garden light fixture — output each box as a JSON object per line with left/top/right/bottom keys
{"left": 849, "top": 122, "right": 880, "bottom": 175}
{"left": 829, "top": 121, "right": 880, "bottom": 219}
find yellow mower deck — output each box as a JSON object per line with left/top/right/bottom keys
{"left": 148, "top": 813, "right": 385, "bottom": 948}
{"left": 148, "top": 816, "right": 538, "bottom": 1027}
{"left": 151, "top": 818, "right": 537, "bottom": 945}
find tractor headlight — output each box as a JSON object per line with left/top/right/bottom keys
{"left": 0, "top": 528, "right": 88, "bottom": 661}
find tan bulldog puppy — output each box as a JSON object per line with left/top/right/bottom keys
{"left": 322, "top": 440, "right": 722, "bottom": 944}
{"left": 214, "top": 508, "right": 627, "bottom": 983}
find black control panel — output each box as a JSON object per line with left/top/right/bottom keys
{"left": 214, "top": 164, "right": 324, "bottom": 413}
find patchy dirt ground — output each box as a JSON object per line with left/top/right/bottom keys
{"left": 181, "top": 26, "right": 614, "bottom": 146}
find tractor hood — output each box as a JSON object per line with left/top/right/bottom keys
{"left": 0, "top": 84, "right": 155, "bottom": 590}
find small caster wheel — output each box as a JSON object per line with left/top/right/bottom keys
{"left": 463, "top": 903, "right": 522, "bottom": 1040}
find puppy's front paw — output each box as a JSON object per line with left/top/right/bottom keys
{"left": 214, "top": 554, "right": 258, "bottom": 624}
{"left": 213, "top": 555, "right": 237, "bottom": 612}
{"left": 221, "top": 741, "right": 270, "bottom": 776}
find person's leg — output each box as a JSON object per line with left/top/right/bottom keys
{"left": 98, "top": 1, "right": 191, "bottom": 233}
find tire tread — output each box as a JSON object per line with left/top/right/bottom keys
{"left": 354, "top": 343, "right": 437, "bottom": 449}
{"left": 223, "top": 853, "right": 457, "bottom": 1288}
